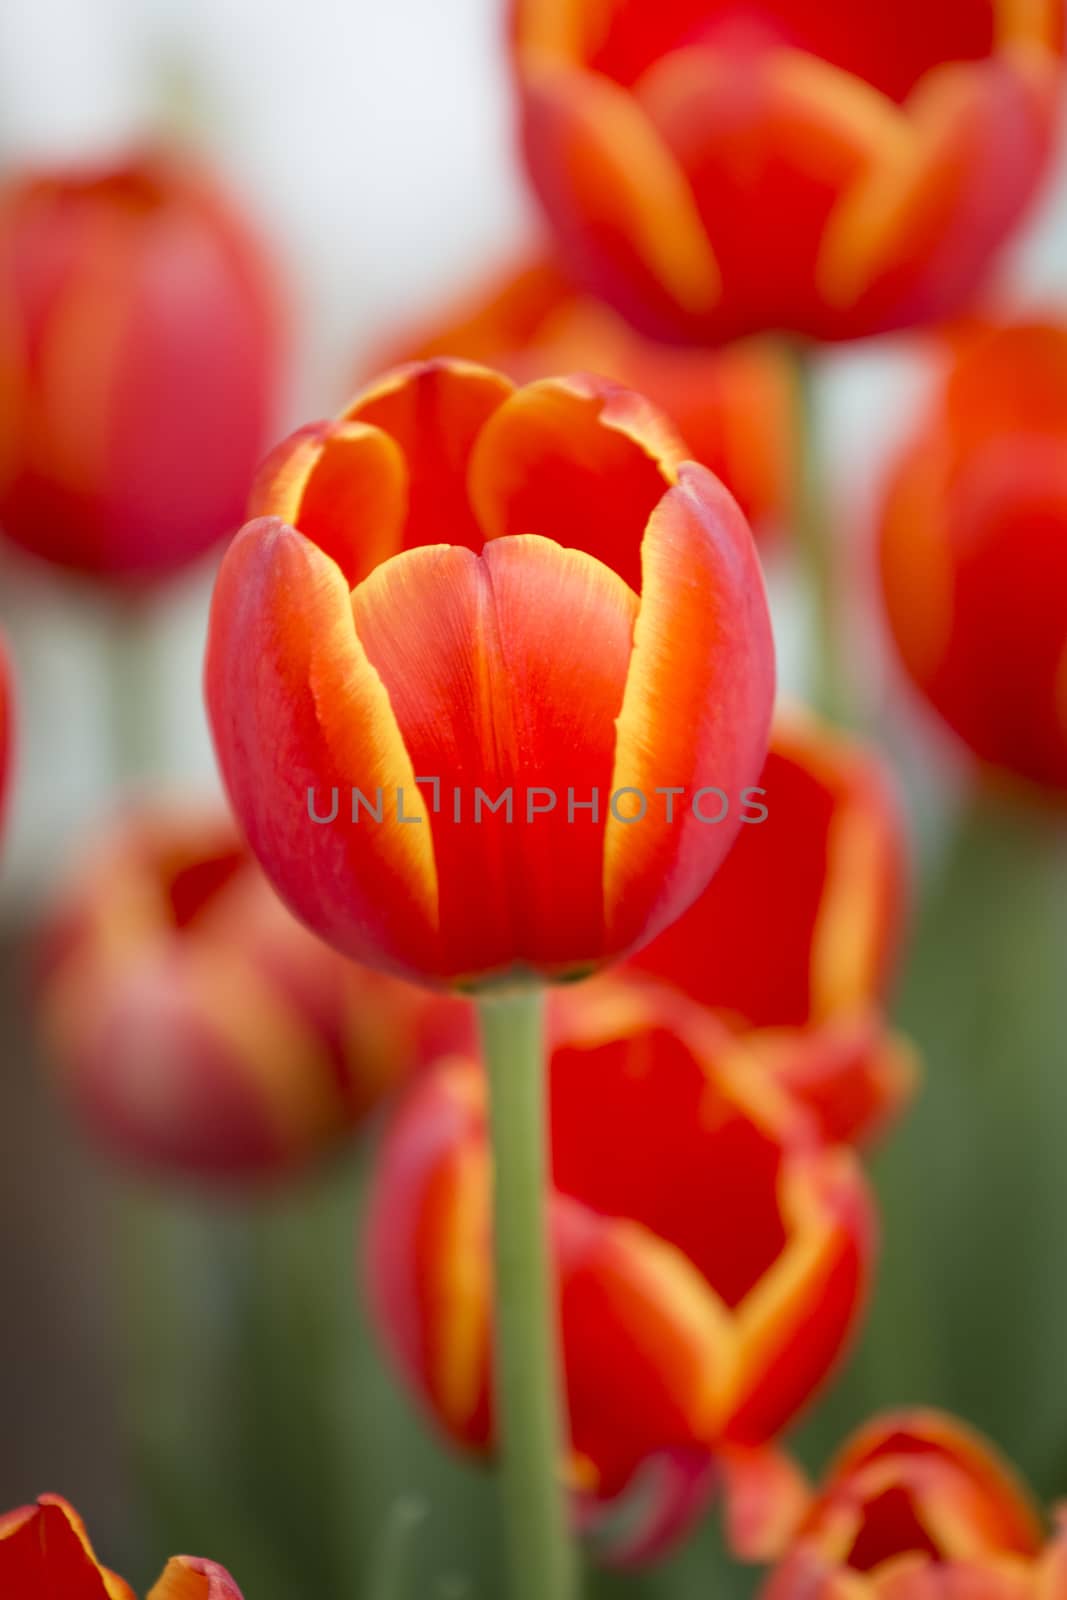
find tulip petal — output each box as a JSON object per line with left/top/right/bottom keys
{"left": 342, "top": 359, "right": 514, "bottom": 551}
{"left": 727, "top": 1150, "right": 876, "bottom": 1443}
{"left": 0, "top": 1497, "right": 134, "bottom": 1600}
{"left": 147, "top": 1555, "right": 245, "bottom": 1600}
{"left": 520, "top": 60, "right": 722, "bottom": 337}
{"left": 604, "top": 462, "right": 775, "bottom": 954}
{"left": 248, "top": 420, "right": 408, "bottom": 586}
{"left": 818, "top": 53, "right": 1060, "bottom": 328}
{"left": 205, "top": 517, "right": 441, "bottom": 979}
{"left": 467, "top": 372, "right": 684, "bottom": 591}
{"left": 350, "top": 533, "right": 638, "bottom": 983}
{"left": 720, "top": 1443, "right": 812, "bottom": 1562}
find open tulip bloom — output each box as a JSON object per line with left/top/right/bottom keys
{"left": 0, "top": 1494, "right": 243, "bottom": 1599}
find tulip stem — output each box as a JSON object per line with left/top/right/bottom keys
{"left": 792, "top": 346, "right": 850, "bottom": 725}
{"left": 477, "top": 986, "right": 580, "bottom": 1600}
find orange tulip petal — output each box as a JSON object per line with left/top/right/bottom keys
{"left": 342, "top": 359, "right": 513, "bottom": 551}
{"left": 467, "top": 371, "right": 684, "bottom": 592}
{"left": 247, "top": 419, "right": 407, "bottom": 587}
{"left": 604, "top": 462, "right": 775, "bottom": 954}
{"left": 147, "top": 1555, "right": 245, "bottom": 1600}
{"left": 350, "top": 533, "right": 638, "bottom": 982}
{"left": 204, "top": 517, "right": 441, "bottom": 980}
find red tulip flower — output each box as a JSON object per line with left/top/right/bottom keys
{"left": 0, "top": 1494, "right": 243, "bottom": 1598}
{"left": 372, "top": 251, "right": 798, "bottom": 541}
{"left": 366, "top": 980, "right": 875, "bottom": 1563}
{"left": 879, "top": 321, "right": 1067, "bottom": 796}
{"left": 37, "top": 802, "right": 453, "bottom": 1180}
{"left": 0, "top": 152, "right": 282, "bottom": 583}
{"left": 205, "top": 359, "right": 775, "bottom": 989}
{"left": 762, "top": 1409, "right": 1050, "bottom": 1600}
{"left": 512, "top": 0, "right": 1064, "bottom": 343}
{"left": 629, "top": 708, "right": 916, "bottom": 1148}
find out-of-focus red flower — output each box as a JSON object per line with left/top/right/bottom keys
{"left": 879, "top": 321, "right": 1067, "bottom": 796}
{"left": 0, "top": 151, "right": 282, "bottom": 583}
{"left": 0, "top": 1493, "right": 243, "bottom": 1598}
{"left": 205, "top": 358, "right": 775, "bottom": 989}
{"left": 37, "top": 802, "right": 461, "bottom": 1181}
{"left": 372, "top": 251, "right": 797, "bottom": 541}
{"left": 366, "top": 979, "right": 875, "bottom": 1563}
{"left": 511, "top": 0, "right": 1064, "bottom": 344}
{"left": 762, "top": 1409, "right": 1050, "bottom": 1600}
{"left": 629, "top": 707, "right": 916, "bottom": 1148}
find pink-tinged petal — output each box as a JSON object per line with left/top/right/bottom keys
{"left": 721, "top": 1444, "right": 812, "bottom": 1562}
{"left": 147, "top": 1555, "right": 245, "bottom": 1600}
{"left": 604, "top": 462, "right": 775, "bottom": 954}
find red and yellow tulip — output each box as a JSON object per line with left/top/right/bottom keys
{"left": 762, "top": 1409, "right": 1052, "bottom": 1600}
{"left": 366, "top": 979, "right": 875, "bottom": 1562}
{"left": 0, "top": 1494, "right": 243, "bottom": 1599}
{"left": 372, "top": 251, "right": 797, "bottom": 541}
{"left": 36, "top": 801, "right": 457, "bottom": 1180}
{"left": 0, "top": 152, "right": 282, "bottom": 583}
{"left": 205, "top": 358, "right": 775, "bottom": 989}
{"left": 629, "top": 707, "right": 917, "bottom": 1148}
{"left": 879, "top": 321, "right": 1067, "bottom": 796}
{"left": 511, "top": 0, "right": 1064, "bottom": 343}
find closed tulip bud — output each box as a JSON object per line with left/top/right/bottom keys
{"left": 762, "top": 1410, "right": 1047, "bottom": 1600}
{"left": 879, "top": 321, "right": 1067, "bottom": 796}
{"left": 629, "top": 707, "right": 917, "bottom": 1147}
{"left": 512, "top": 0, "right": 1063, "bottom": 343}
{"left": 365, "top": 980, "right": 874, "bottom": 1562}
{"left": 205, "top": 359, "right": 775, "bottom": 989}
{"left": 37, "top": 802, "right": 451, "bottom": 1181}
{"left": 0, "top": 1493, "right": 244, "bottom": 1598}
{"left": 372, "top": 252, "right": 797, "bottom": 541}
{"left": 0, "top": 151, "right": 282, "bottom": 583}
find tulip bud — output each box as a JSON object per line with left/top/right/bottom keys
{"left": 0, "top": 152, "right": 282, "bottom": 583}
{"left": 37, "top": 802, "right": 456, "bottom": 1181}
{"left": 879, "top": 321, "right": 1067, "bottom": 796}
{"left": 205, "top": 359, "right": 775, "bottom": 989}
{"left": 511, "top": 0, "right": 1064, "bottom": 342}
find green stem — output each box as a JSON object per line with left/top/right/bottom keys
{"left": 477, "top": 988, "right": 580, "bottom": 1600}
{"left": 103, "top": 594, "right": 166, "bottom": 784}
{"left": 791, "top": 346, "right": 849, "bottom": 725}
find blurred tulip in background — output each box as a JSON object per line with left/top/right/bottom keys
{"left": 0, "top": 151, "right": 282, "bottom": 584}
{"left": 0, "top": 1493, "right": 244, "bottom": 1599}
{"left": 35, "top": 802, "right": 455, "bottom": 1181}
{"left": 629, "top": 707, "right": 918, "bottom": 1149}
{"left": 367, "top": 979, "right": 876, "bottom": 1564}
{"left": 879, "top": 320, "right": 1067, "bottom": 796}
{"left": 512, "top": 0, "right": 1065, "bottom": 344}
{"left": 205, "top": 358, "right": 775, "bottom": 988}
{"left": 763, "top": 1409, "right": 1054, "bottom": 1600}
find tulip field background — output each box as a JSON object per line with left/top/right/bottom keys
{"left": 1, "top": 3, "right": 1067, "bottom": 1600}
